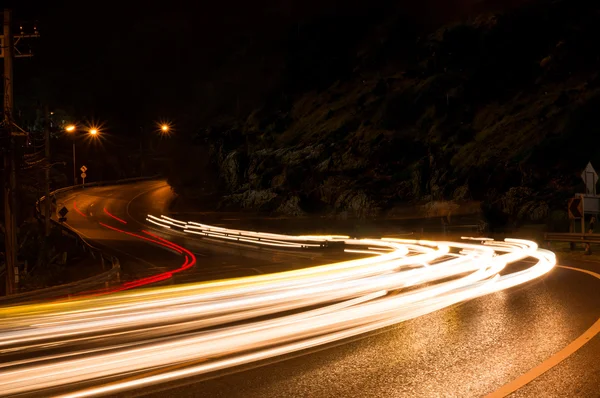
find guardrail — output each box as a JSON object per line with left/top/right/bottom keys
{"left": 544, "top": 232, "right": 600, "bottom": 254}
{"left": 0, "top": 216, "right": 121, "bottom": 304}
{"left": 35, "top": 174, "right": 162, "bottom": 210}
{"left": 2, "top": 176, "right": 161, "bottom": 303}
{"left": 0, "top": 257, "right": 120, "bottom": 305}
{"left": 544, "top": 232, "right": 600, "bottom": 243}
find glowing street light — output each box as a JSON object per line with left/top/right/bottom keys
{"left": 64, "top": 124, "right": 79, "bottom": 184}
{"left": 139, "top": 121, "right": 172, "bottom": 177}
{"left": 63, "top": 123, "right": 101, "bottom": 184}
{"left": 156, "top": 120, "right": 173, "bottom": 136}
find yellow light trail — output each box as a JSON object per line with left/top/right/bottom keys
{"left": 0, "top": 215, "right": 556, "bottom": 397}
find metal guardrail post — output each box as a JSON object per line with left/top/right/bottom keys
{"left": 113, "top": 256, "right": 121, "bottom": 283}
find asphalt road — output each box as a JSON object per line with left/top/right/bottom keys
{"left": 57, "top": 181, "right": 332, "bottom": 284}
{"left": 44, "top": 180, "right": 600, "bottom": 397}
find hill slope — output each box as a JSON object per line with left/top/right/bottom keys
{"left": 167, "top": 0, "right": 600, "bottom": 228}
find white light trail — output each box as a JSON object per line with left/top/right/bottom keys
{"left": 0, "top": 216, "right": 556, "bottom": 397}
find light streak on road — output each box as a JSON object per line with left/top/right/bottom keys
{"left": 73, "top": 201, "right": 87, "bottom": 217}
{"left": 103, "top": 207, "right": 127, "bottom": 224}
{"left": 88, "top": 224, "right": 197, "bottom": 295}
{"left": 0, "top": 215, "right": 556, "bottom": 397}
{"left": 146, "top": 214, "right": 172, "bottom": 228}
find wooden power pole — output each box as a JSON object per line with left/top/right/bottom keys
{"left": 1, "top": 9, "right": 39, "bottom": 295}
{"left": 3, "top": 9, "right": 17, "bottom": 295}
{"left": 44, "top": 105, "right": 51, "bottom": 237}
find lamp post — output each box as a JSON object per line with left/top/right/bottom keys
{"left": 141, "top": 123, "right": 170, "bottom": 177}
{"left": 65, "top": 124, "right": 99, "bottom": 185}
{"left": 139, "top": 122, "right": 172, "bottom": 177}
{"left": 140, "top": 126, "right": 144, "bottom": 177}
{"left": 65, "top": 124, "right": 77, "bottom": 184}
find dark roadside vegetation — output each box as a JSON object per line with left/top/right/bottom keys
{"left": 0, "top": 221, "right": 104, "bottom": 296}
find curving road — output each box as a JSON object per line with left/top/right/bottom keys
{"left": 1, "top": 180, "right": 599, "bottom": 397}
{"left": 54, "top": 181, "right": 330, "bottom": 285}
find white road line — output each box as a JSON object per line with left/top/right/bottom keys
{"left": 125, "top": 182, "right": 170, "bottom": 227}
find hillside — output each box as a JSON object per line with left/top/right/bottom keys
{"left": 166, "top": 0, "right": 600, "bottom": 229}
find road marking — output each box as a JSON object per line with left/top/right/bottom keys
{"left": 487, "top": 265, "right": 600, "bottom": 397}
{"left": 125, "top": 181, "right": 169, "bottom": 227}
{"left": 63, "top": 194, "right": 76, "bottom": 202}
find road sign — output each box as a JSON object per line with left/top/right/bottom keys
{"left": 581, "top": 162, "right": 598, "bottom": 195}
{"left": 58, "top": 206, "right": 69, "bottom": 218}
{"left": 568, "top": 197, "right": 583, "bottom": 219}
{"left": 81, "top": 172, "right": 87, "bottom": 179}
{"left": 80, "top": 165, "right": 88, "bottom": 173}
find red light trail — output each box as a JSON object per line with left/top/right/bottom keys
{"left": 73, "top": 201, "right": 87, "bottom": 217}
{"left": 103, "top": 207, "right": 127, "bottom": 224}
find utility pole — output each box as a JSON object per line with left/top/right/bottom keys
{"left": 140, "top": 126, "right": 144, "bottom": 177}
{"left": 2, "top": 9, "right": 16, "bottom": 295}
{"left": 1, "top": 9, "right": 39, "bottom": 295}
{"left": 44, "top": 105, "right": 51, "bottom": 236}
{"left": 72, "top": 140, "right": 77, "bottom": 185}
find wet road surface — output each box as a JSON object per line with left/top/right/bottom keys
{"left": 46, "top": 180, "right": 600, "bottom": 397}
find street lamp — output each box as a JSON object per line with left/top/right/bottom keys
{"left": 140, "top": 121, "right": 173, "bottom": 177}
{"left": 158, "top": 121, "right": 173, "bottom": 136}
{"left": 65, "top": 125, "right": 78, "bottom": 184}
{"left": 65, "top": 124, "right": 100, "bottom": 184}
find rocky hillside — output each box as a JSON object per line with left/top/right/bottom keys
{"left": 167, "top": 0, "right": 600, "bottom": 228}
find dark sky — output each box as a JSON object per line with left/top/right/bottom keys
{"left": 7, "top": 0, "right": 532, "bottom": 136}
{"left": 10, "top": 1, "right": 355, "bottom": 133}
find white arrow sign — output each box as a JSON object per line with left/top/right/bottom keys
{"left": 80, "top": 165, "right": 88, "bottom": 173}
{"left": 581, "top": 162, "right": 598, "bottom": 196}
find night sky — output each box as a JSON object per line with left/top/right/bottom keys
{"left": 8, "top": 0, "right": 531, "bottom": 137}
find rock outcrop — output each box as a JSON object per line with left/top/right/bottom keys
{"left": 168, "top": 0, "right": 600, "bottom": 228}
